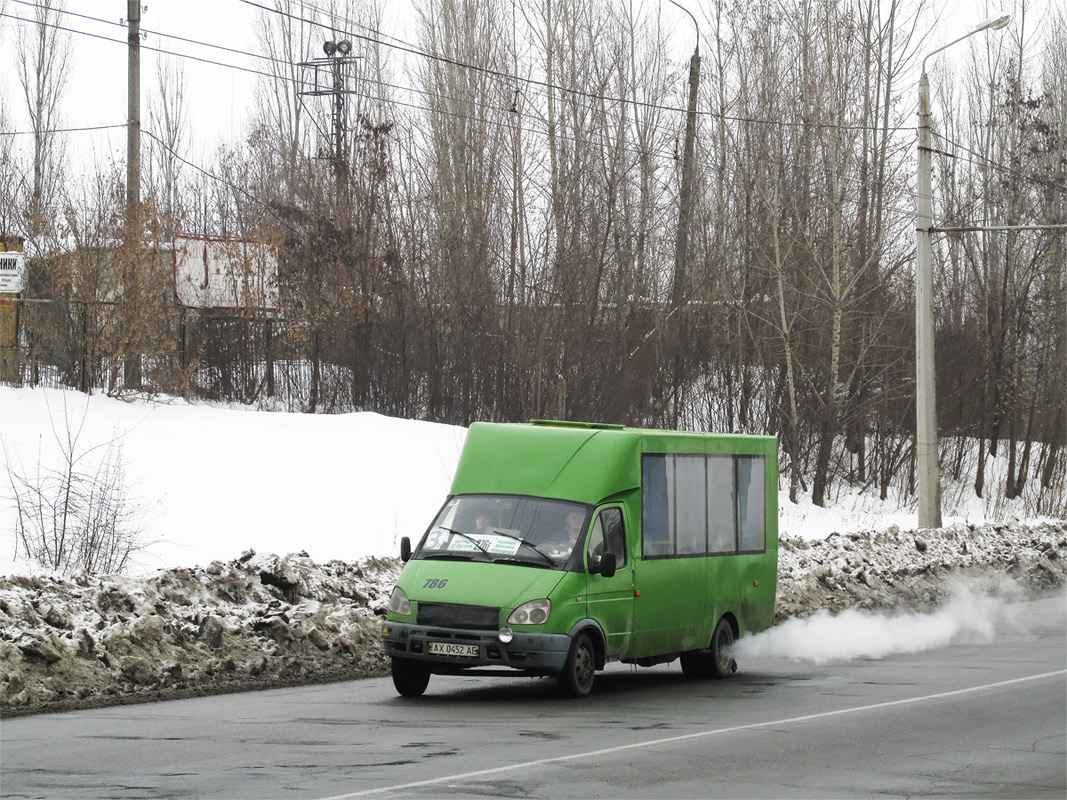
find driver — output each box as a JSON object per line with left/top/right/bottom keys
{"left": 559, "top": 510, "right": 585, "bottom": 554}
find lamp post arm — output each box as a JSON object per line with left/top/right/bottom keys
{"left": 666, "top": 0, "right": 699, "bottom": 55}
{"left": 922, "top": 14, "right": 1011, "bottom": 73}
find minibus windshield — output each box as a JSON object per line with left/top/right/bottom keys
{"left": 415, "top": 494, "right": 590, "bottom": 569}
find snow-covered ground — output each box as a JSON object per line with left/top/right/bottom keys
{"left": 0, "top": 388, "right": 466, "bottom": 574}
{"left": 3, "top": 386, "right": 1047, "bottom": 574}
{"left": 0, "top": 387, "right": 1064, "bottom": 716}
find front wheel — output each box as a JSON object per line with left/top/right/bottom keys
{"left": 391, "top": 657, "right": 431, "bottom": 697}
{"left": 558, "top": 632, "right": 596, "bottom": 697}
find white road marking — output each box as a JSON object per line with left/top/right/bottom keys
{"left": 320, "top": 669, "right": 1067, "bottom": 799}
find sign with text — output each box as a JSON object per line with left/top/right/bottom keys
{"left": 0, "top": 251, "right": 26, "bottom": 294}
{"left": 174, "top": 235, "right": 279, "bottom": 310}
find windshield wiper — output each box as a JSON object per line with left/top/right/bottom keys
{"left": 486, "top": 528, "right": 559, "bottom": 567}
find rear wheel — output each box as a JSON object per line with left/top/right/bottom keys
{"left": 558, "top": 632, "right": 596, "bottom": 697}
{"left": 709, "top": 617, "right": 737, "bottom": 678}
{"left": 680, "top": 617, "right": 737, "bottom": 679}
{"left": 391, "top": 657, "right": 431, "bottom": 697}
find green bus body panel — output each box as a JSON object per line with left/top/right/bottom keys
{"left": 450, "top": 422, "right": 643, "bottom": 503}
{"left": 393, "top": 421, "right": 778, "bottom": 668}
{"left": 394, "top": 560, "right": 589, "bottom": 635}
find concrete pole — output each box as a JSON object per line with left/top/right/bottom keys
{"left": 916, "top": 71, "right": 941, "bottom": 529}
{"left": 125, "top": 0, "right": 142, "bottom": 388}
{"left": 126, "top": 0, "right": 140, "bottom": 218}
{"left": 913, "top": 15, "right": 1010, "bottom": 529}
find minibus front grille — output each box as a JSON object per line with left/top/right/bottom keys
{"left": 417, "top": 602, "right": 499, "bottom": 629}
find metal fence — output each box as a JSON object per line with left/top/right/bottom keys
{"left": 0, "top": 298, "right": 354, "bottom": 412}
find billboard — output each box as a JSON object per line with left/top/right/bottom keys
{"left": 174, "top": 235, "right": 279, "bottom": 310}
{"left": 0, "top": 251, "right": 26, "bottom": 294}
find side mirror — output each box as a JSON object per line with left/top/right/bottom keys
{"left": 400, "top": 536, "right": 412, "bottom": 562}
{"left": 594, "top": 551, "right": 616, "bottom": 579}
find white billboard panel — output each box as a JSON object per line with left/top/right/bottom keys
{"left": 174, "top": 235, "right": 279, "bottom": 310}
{"left": 0, "top": 251, "right": 26, "bottom": 294}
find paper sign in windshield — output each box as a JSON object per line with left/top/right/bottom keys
{"left": 448, "top": 534, "right": 521, "bottom": 556}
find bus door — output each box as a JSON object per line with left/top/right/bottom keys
{"left": 583, "top": 507, "right": 634, "bottom": 657}
{"left": 631, "top": 453, "right": 710, "bottom": 656}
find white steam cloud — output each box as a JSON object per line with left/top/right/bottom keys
{"left": 735, "top": 579, "right": 1029, "bottom": 664}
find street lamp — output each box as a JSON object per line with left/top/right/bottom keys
{"left": 665, "top": 0, "right": 700, "bottom": 426}
{"left": 915, "top": 13, "right": 1010, "bottom": 529}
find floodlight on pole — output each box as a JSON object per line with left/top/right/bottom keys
{"left": 915, "top": 13, "right": 1010, "bottom": 530}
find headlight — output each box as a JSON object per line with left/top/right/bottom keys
{"left": 388, "top": 586, "right": 411, "bottom": 615}
{"left": 508, "top": 598, "right": 551, "bottom": 625}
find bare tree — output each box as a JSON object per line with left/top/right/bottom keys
{"left": 15, "top": 0, "right": 70, "bottom": 242}
{"left": 146, "top": 55, "right": 189, "bottom": 240}
{"left": 4, "top": 395, "right": 148, "bottom": 575}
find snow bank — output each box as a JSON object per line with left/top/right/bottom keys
{"left": 0, "top": 387, "right": 466, "bottom": 575}
{"left": 2, "top": 521, "right": 1063, "bottom": 717}
{"left": 0, "top": 551, "right": 398, "bottom": 715}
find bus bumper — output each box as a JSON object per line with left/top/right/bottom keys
{"left": 381, "top": 621, "right": 572, "bottom": 673}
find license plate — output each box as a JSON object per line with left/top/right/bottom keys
{"left": 428, "top": 642, "right": 480, "bottom": 658}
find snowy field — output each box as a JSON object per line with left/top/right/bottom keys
{"left": 0, "top": 387, "right": 467, "bottom": 574}
{"left": 0, "top": 386, "right": 1041, "bottom": 575}
{"left": 0, "top": 387, "right": 1064, "bottom": 716}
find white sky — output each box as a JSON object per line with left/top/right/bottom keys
{"left": 0, "top": 0, "right": 1042, "bottom": 176}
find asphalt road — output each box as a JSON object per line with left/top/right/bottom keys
{"left": 2, "top": 594, "right": 1064, "bottom": 799}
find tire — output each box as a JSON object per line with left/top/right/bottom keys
{"left": 680, "top": 617, "right": 737, "bottom": 680}
{"left": 709, "top": 617, "right": 737, "bottom": 678}
{"left": 558, "top": 632, "right": 596, "bottom": 698}
{"left": 391, "top": 657, "right": 431, "bottom": 697}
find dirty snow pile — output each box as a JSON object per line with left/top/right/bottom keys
{"left": 0, "top": 551, "right": 400, "bottom": 716}
{"left": 774, "top": 520, "right": 1067, "bottom": 617}
{"left": 2, "top": 521, "right": 1064, "bottom": 717}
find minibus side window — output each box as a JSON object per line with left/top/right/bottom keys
{"left": 737, "top": 456, "right": 766, "bottom": 552}
{"left": 707, "top": 455, "right": 736, "bottom": 554}
{"left": 641, "top": 452, "right": 766, "bottom": 558}
{"left": 674, "top": 455, "right": 706, "bottom": 554}
{"left": 642, "top": 456, "right": 671, "bottom": 556}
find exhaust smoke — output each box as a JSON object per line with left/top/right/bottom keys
{"left": 735, "top": 578, "right": 1031, "bottom": 664}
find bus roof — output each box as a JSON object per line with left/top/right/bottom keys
{"left": 450, "top": 421, "right": 776, "bottom": 505}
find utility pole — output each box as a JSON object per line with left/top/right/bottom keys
{"left": 915, "top": 67, "right": 939, "bottom": 528}
{"left": 668, "top": 0, "right": 699, "bottom": 427}
{"left": 914, "top": 14, "right": 1010, "bottom": 529}
{"left": 299, "top": 40, "right": 359, "bottom": 194}
{"left": 124, "top": 0, "right": 142, "bottom": 388}
{"left": 127, "top": 0, "right": 140, "bottom": 220}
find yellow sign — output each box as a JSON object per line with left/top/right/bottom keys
{"left": 0, "top": 294, "right": 16, "bottom": 382}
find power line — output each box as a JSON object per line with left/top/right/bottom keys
{"left": 5, "top": 0, "right": 916, "bottom": 149}
{"left": 238, "top": 0, "right": 914, "bottom": 137}
{"left": 3, "top": 4, "right": 1051, "bottom": 229}
{"left": 141, "top": 127, "right": 301, "bottom": 236}
{"left": 932, "top": 130, "right": 1067, "bottom": 194}
{"left": 2, "top": 7, "right": 684, "bottom": 164}
{"left": 0, "top": 124, "right": 127, "bottom": 137}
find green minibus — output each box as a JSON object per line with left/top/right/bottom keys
{"left": 381, "top": 420, "right": 778, "bottom": 697}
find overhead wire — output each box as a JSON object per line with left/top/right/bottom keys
{"left": 0, "top": 124, "right": 127, "bottom": 137}
{"left": 2, "top": 2, "right": 1045, "bottom": 233}
{"left": 932, "top": 130, "right": 1067, "bottom": 195}
{"left": 236, "top": 0, "right": 915, "bottom": 136}
{"left": 1, "top": 4, "right": 685, "bottom": 163}
{"left": 5, "top": 0, "right": 919, "bottom": 158}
